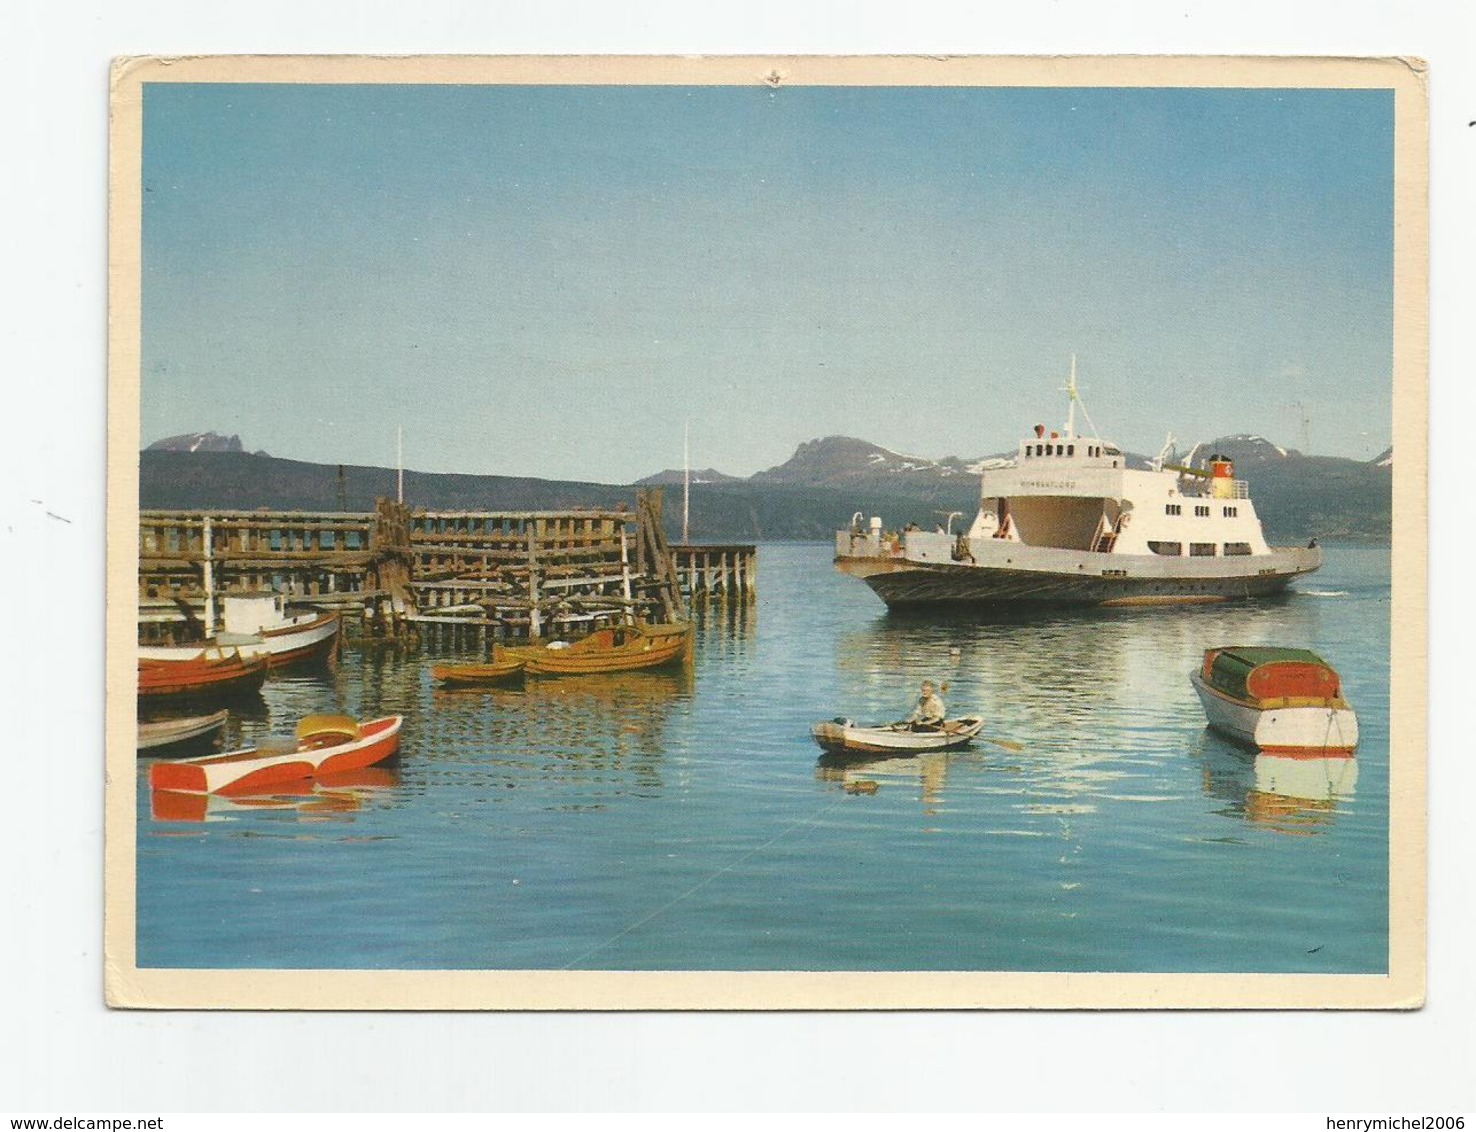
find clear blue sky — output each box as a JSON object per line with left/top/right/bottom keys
{"left": 141, "top": 83, "right": 1394, "bottom": 481}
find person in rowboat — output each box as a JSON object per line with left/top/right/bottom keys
{"left": 906, "top": 681, "right": 946, "bottom": 731}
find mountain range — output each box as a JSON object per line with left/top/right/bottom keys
{"left": 139, "top": 432, "right": 1392, "bottom": 543}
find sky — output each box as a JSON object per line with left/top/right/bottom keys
{"left": 140, "top": 82, "right": 1395, "bottom": 482}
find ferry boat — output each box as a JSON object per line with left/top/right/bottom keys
{"left": 834, "top": 363, "right": 1322, "bottom": 609}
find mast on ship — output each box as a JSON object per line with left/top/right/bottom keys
{"left": 1065, "top": 354, "right": 1078, "bottom": 439}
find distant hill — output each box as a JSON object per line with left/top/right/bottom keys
{"left": 751, "top": 436, "right": 978, "bottom": 489}
{"left": 146, "top": 431, "right": 247, "bottom": 454}
{"left": 137, "top": 450, "right": 975, "bottom": 542}
{"left": 636, "top": 467, "right": 744, "bottom": 487}
{"left": 140, "top": 429, "right": 1393, "bottom": 544}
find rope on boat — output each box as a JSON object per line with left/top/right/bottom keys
{"left": 560, "top": 792, "right": 846, "bottom": 970}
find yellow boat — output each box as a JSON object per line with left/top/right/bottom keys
{"left": 505, "top": 622, "right": 692, "bottom": 676}
{"left": 431, "top": 657, "right": 526, "bottom": 687}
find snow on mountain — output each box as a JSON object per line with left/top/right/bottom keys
{"left": 145, "top": 431, "right": 247, "bottom": 454}
{"left": 1183, "top": 434, "right": 1300, "bottom": 467}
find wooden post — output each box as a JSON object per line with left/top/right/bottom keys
{"left": 620, "top": 528, "right": 633, "bottom": 624}
{"left": 527, "top": 523, "right": 542, "bottom": 639}
{"left": 201, "top": 515, "right": 216, "bottom": 634}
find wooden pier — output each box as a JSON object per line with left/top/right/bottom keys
{"left": 138, "top": 489, "right": 697, "bottom": 641}
{"left": 672, "top": 544, "right": 757, "bottom": 604}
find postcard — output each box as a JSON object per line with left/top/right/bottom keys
{"left": 106, "top": 54, "right": 1427, "bottom": 1009}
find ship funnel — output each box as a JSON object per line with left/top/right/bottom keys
{"left": 1211, "top": 455, "right": 1236, "bottom": 499}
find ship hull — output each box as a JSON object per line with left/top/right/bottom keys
{"left": 835, "top": 544, "right": 1322, "bottom": 610}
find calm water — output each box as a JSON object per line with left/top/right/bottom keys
{"left": 136, "top": 543, "right": 1390, "bottom": 972}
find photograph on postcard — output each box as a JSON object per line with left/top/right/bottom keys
{"left": 106, "top": 55, "right": 1426, "bottom": 1008}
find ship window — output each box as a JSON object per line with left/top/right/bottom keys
{"left": 1104, "top": 446, "right": 1121, "bottom": 456}
{"left": 1165, "top": 504, "right": 1181, "bottom": 516}
{"left": 1224, "top": 542, "right": 1252, "bottom": 556}
{"left": 1222, "top": 506, "right": 1238, "bottom": 518}
{"left": 1148, "top": 540, "right": 1182, "bottom": 556}
{"left": 1036, "top": 443, "right": 1044, "bottom": 456}
{"left": 1045, "top": 444, "right": 1053, "bottom": 456}
{"left": 1194, "top": 505, "right": 1210, "bottom": 517}
{"left": 1190, "top": 542, "right": 1216, "bottom": 557}
{"left": 1067, "top": 445, "right": 1075, "bottom": 456}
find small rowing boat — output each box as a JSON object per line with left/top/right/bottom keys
{"left": 811, "top": 716, "right": 985, "bottom": 756}
{"left": 137, "top": 649, "right": 269, "bottom": 700}
{"left": 136, "top": 709, "right": 230, "bottom": 753}
{"left": 1190, "top": 646, "right": 1358, "bottom": 755}
{"left": 503, "top": 621, "right": 692, "bottom": 676}
{"left": 432, "top": 656, "right": 525, "bottom": 686}
{"left": 148, "top": 713, "right": 403, "bottom": 796}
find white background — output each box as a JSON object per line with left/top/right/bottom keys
{"left": 2, "top": 0, "right": 1471, "bottom": 1114}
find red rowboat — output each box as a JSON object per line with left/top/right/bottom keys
{"left": 148, "top": 714, "right": 403, "bottom": 796}
{"left": 137, "top": 649, "right": 269, "bottom": 699}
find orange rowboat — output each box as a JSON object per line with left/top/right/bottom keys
{"left": 148, "top": 714, "right": 403, "bottom": 796}
{"left": 432, "top": 657, "right": 525, "bottom": 686}
{"left": 138, "top": 649, "right": 269, "bottom": 699}
{"left": 503, "top": 622, "right": 692, "bottom": 676}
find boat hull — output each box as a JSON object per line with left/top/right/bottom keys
{"left": 1190, "top": 671, "right": 1358, "bottom": 754}
{"left": 836, "top": 543, "right": 1322, "bottom": 610}
{"left": 137, "top": 652, "right": 269, "bottom": 699}
{"left": 432, "top": 659, "right": 525, "bottom": 686}
{"left": 505, "top": 624, "right": 691, "bottom": 676}
{"left": 148, "top": 714, "right": 403, "bottom": 795}
{"left": 811, "top": 717, "right": 984, "bottom": 755}
{"left": 136, "top": 709, "right": 230, "bottom": 753}
{"left": 138, "top": 612, "right": 340, "bottom": 668}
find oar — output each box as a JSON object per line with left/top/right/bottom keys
{"left": 982, "top": 735, "right": 1024, "bottom": 752}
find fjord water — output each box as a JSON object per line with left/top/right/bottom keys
{"left": 137, "top": 543, "right": 1390, "bottom": 972}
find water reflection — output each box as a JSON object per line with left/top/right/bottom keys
{"left": 815, "top": 750, "right": 956, "bottom": 813}
{"left": 1193, "top": 730, "right": 1358, "bottom": 836}
{"left": 694, "top": 599, "right": 757, "bottom": 642}
{"left": 420, "top": 669, "right": 692, "bottom": 807}
{"left": 150, "top": 766, "right": 401, "bottom": 824}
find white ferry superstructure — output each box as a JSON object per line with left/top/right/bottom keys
{"left": 834, "top": 363, "right": 1322, "bottom": 609}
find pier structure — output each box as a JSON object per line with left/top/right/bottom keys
{"left": 671, "top": 543, "right": 757, "bottom": 604}
{"left": 137, "top": 490, "right": 693, "bottom": 641}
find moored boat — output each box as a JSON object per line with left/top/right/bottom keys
{"left": 136, "top": 709, "right": 230, "bottom": 753}
{"left": 503, "top": 621, "right": 692, "bottom": 676}
{"left": 137, "top": 649, "right": 269, "bottom": 700}
{"left": 432, "top": 656, "right": 525, "bottom": 686}
{"left": 138, "top": 592, "right": 340, "bottom": 668}
{"left": 834, "top": 361, "right": 1321, "bottom": 610}
{"left": 1190, "top": 646, "right": 1358, "bottom": 755}
{"left": 811, "top": 716, "right": 985, "bottom": 755}
{"left": 148, "top": 713, "right": 403, "bottom": 796}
